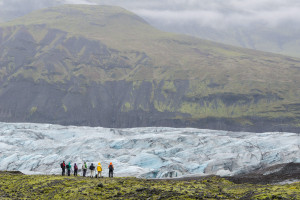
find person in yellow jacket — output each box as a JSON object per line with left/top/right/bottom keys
{"left": 97, "top": 162, "right": 102, "bottom": 178}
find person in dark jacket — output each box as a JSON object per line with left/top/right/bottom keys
{"left": 60, "top": 161, "right": 66, "bottom": 176}
{"left": 66, "top": 162, "right": 71, "bottom": 176}
{"left": 89, "top": 163, "right": 95, "bottom": 177}
{"left": 108, "top": 162, "right": 114, "bottom": 178}
{"left": 74, "top": 163, "right": 78, "bottom": 176}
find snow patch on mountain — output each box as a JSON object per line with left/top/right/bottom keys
{"left": 0, "top": 123, "right": 299, "bottom": 178}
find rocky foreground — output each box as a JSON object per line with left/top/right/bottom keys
{"left": 0, "top": 166, "right": 299, "bottom": 200}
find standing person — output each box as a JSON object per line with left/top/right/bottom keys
{"left": 97, "top": 162, "right": 102, "bottom": 178}
{"left": 89, "top": 163, "right": 95, "bottom": 178}
{"left": 82, "top": 162, "right": 87, "bottom": 177}
{"left": 60, "top": 161, "right": 66, "bottom": 176}
{"left": 74, "top": 163, "right": 78, "bottom": 176}
{"left": 66, "top": 162, "right": 71, "bottom": 176}
{"left": 108, "top": 162, "right": 114, "bottom": 178}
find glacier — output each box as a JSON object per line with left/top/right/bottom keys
{"left": 0, "top": 122, "right": 299, "bottom": 178}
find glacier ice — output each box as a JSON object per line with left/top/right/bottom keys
{"left": 0, "top": 122, "right": 299, "bottom": 178}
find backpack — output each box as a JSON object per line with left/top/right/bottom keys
{"left": 74, "top": 165, "right": 78, "bottom": 170}
{"left": 109, "top": 164, "right": 113, "bottom": 171}
{"left": 61, "top": 163, "right": 65, "bottom": 168}
{"left": 90, "top": 165, "right": 95, "bottom": 170}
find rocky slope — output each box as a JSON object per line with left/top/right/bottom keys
{"left": 153, "top": 21, "right": 300, "bottom": 58}
{"left": 1, "top": 5, "right": 300, "bottom": 131}
{"left": 225, "top": 163, "right": 300, "bottom": 185}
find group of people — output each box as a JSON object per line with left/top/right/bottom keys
{"left": 60, "top": 161, "right": 114, "bottom": 178}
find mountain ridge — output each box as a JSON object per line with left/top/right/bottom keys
{"left": 1, "top": 2, "right": 300, "bottom": 58}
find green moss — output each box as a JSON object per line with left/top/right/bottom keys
{"left": 122, "top": 102, "right": 132, "bottom": 112}
{"left": 62, "top": 104, "right": 67, "bottom": 112}
{"left": 234, "top": 118, "right": 254, "bottom": 126}
{"left": 30, "top": 107, "right": 37, "bottom": 115}
{"left": 154, "top": 100, "right": 175, "bottom": 113}
{"left": 162, "top": 81, "right": 177, "bottom": 93}
{"left": 132, "top": 80, "right": 142, "bottom": 89}
{"left": 138, "top": 104, "right": 149, "bottom": 112}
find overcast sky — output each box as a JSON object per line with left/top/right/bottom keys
{"left": 1, "top": 0, "right": 300, "bottom": 29}
{"left": 72, "top": 0, "right": 300, "bottom": 29}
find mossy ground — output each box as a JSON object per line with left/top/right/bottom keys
{"left": 0, "top": 172, "right": 299, "bottom": 199}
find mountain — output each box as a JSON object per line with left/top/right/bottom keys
{"left": 146, "top": 17, "right": 300, "bottom": 58}
{"left": 0, "top": 5, "right": 300, "bottom": 132}
{"left": 1, "top": 1, "right": 300, "bottom": 58}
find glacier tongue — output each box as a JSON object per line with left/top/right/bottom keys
{"left": 0, "top": 122, "right": 299, "bottom": 178}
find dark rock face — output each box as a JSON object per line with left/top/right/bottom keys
{"left": 0, "top": 171, "right": 24, "bottom": 175}
{"left": 168, "top": 163, "right": 300, "bottom": 185}
{"left": 0, "top": 77, "right": 299, "bottom": 132}
{"left": 225, "top": 163, "right": 300, "bottom": 184}
{"left": 0, "top": 78, "right": 177, "bottom": 127}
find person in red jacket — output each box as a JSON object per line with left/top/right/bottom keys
{"left": 108, "top": 162, "right": 114, "bottom": 178}
{"left": 60, "top": 161, "right": 66, "bottom": 176}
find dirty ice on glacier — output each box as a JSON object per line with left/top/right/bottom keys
{"left": 0, "top": 123, "right": 299, "bottom": 178}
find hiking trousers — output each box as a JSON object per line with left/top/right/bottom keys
{"left": 109, "top": 170, "right": 113, "bottom": 178}
{"left": 90, "top": 169, "right": 95, "bottom": 177}
{"left": 62, "top": 168, "right": 65, "bottom": 176}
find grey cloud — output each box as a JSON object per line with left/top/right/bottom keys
{"left": 0, "top": 0, "right": 61, "bottom": 21}
{"left": 64, "top": 0, "right": 96, "bottom": 5}
{"left": 126, "top": 0, "right": 300, "bottom": 28}
{"left": 88, "top": 0, "right": 300, "bottom": 28}
{"left": 1, "top": 0, "right": 300, "bottom": 29}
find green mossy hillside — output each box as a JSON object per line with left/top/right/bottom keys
{"left": 1, "top": 5, "right": 300, "bottom": 131}
{"left": 0, "top": 172, "right": 299, "bottom": 199}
